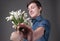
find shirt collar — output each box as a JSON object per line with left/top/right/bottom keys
{"left": 32, "top": 15, "right": 43, "bottom": 22}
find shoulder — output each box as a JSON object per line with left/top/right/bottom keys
{"left": 38, "top": 18, "right": 50, "bottom": 28}
{"left": 41, "top": 19, "right": 50, "bottom": 24}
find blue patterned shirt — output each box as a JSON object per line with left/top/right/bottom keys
{"left": 24, "top": 15, "right": 50, "bottom": 41}
{"left": 31, "top": 15, "right": 50, "bottom": 41}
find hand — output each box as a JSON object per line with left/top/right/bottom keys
{"left": 10, "top": 31, "right": 23, "bottom": 41}
{"left": 17, "top": 23, "right": 32, "bottom": 31}
{"left": 17, "top": 23, "right": 33, "bottom": 41}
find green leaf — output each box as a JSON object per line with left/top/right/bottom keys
{"left": 12, "top": 16, "right": 18, "bottom": 25}
{"left": 20, "top": 16, "right": 24, "bottom": 23}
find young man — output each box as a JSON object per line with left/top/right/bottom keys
{"left": 10, "top": 0, "right": 50, "bottom": 41}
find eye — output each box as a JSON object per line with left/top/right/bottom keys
{"left": 31, "top": 6, "right": 35, "bottom": 9}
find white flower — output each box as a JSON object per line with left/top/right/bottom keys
{"left": 24, "top": 18, "right": 33, "bottom": 27}
{"left": 9, "top": 15, "right": 13, "bottom": 20}
{"left": 9, "top": 11, "right": 19, "bottom": 20}
{"left": 9, "top": 11, "right": 14, "bottom": 15}
{"left": 6, "top": 15, "right": 13, "bottom": 21}
{"left": 21, "top": 11, "right": 25, "bottom": 14}
{"left": 23, "top": 13, "right": 28, "bottom": 20}
{"left": 6, "top": 17, "right": 10, "bottom": 21}
{"left": 29, "top": 20, "right": 33, "bottom": 27}
{"left": 12, "top": 25, "right": 17, "bottom": 29}
{"left": 24, "top": 13, "right": 28, "bottom": 18}
{"left": 24, "top": 18, "right": 29, "bottom": 22}
{"left": 13, "top": 11, "right": 19, "bottom": 20}
{"left": 17, "top": 9, "right": 21, "bottom": 16}
{"left": 12, "top": 21, "right": 15, "bottom": 24}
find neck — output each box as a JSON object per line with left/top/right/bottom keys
{"left": 32, "top": 13, "right": 41, "bottom": 19}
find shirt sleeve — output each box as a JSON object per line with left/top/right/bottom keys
{"left": 37, "top": 20, "right": 50, "bottom": 40}
{"left": 37, "top": 20, "right": 50, "bottom": 31}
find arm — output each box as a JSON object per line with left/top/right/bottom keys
{"left": 16, "top": 23, "right": 45, "bottom": 41}
{"left": 33, "top": 20, "right": 50, "bottom": 41}
{"left": 33, "top": 27, "right": 45, "bottom": 41}
{"left": 18, "top": 23, "right": 45, "bottom": 41}
{"left": 10, "top": 31, "right": 24, "bottom": 41}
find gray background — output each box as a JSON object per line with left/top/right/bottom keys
{"left": 0, "top": 0, "right": 60, "bottom": 41}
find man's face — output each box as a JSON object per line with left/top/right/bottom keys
{"left": 28, "top": 3, "right": 41, "bottom": 18}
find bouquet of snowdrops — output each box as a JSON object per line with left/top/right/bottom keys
{"left": 6, "top": 9, "right": 33, "bottom": 41}
{"left": 6, "top": 9, "right": 33, "bottom": 29}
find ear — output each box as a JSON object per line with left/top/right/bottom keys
{"left": 39, "top": 7, "right": 42, "bottom": 12}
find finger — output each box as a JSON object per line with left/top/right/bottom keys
{"left": 10, "top": 32, "right": 16, "bottom": 40}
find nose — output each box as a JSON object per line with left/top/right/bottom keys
{"left": 29, "top": 9, "right": 32, "bottom": 13}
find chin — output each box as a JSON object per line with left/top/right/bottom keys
{"left": 30, "top": 15, "right": 36, "bottom": 18}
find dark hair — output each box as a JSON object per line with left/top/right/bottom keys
{"left": 27, "top": 0, "right": 42, "bottom": 8}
